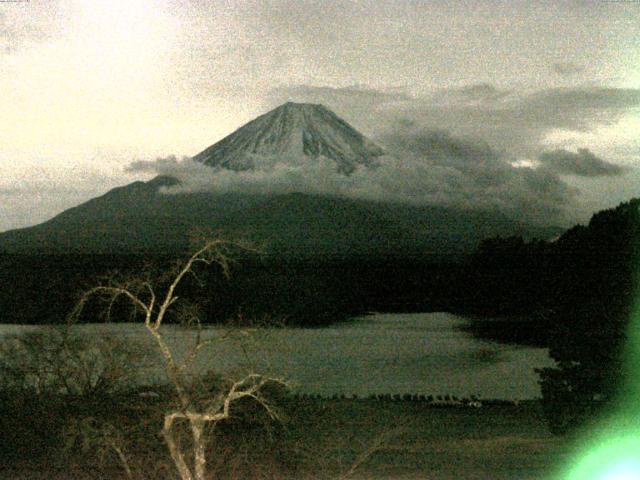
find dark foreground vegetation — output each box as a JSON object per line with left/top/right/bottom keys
{"left": 0, "top": 252, "right": 465, "bottom": 326}
{"left": 0, "top": 294, "right": 565, "bottom": 480}
{"left": 0, "top": 389, "right": 568, "bottom": 480}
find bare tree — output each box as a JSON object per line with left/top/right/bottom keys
{"left": 69, "top": 239, "right": 285, "bottom": 480}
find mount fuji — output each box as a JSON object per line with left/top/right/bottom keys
{"left": 0, "top": 103, "right": 558, "bottom": 256}
{"left": 194, "top": 102, "right": 385, "bottom": 173}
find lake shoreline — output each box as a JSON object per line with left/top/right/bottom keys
{"left": 0, "top": 313, "right": 553, "bottom": 400}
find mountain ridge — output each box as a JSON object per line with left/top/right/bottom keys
{"left": 0, "top": 188, "right": 562, "bottom": 255}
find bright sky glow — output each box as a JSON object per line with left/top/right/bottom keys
{"left": 1, "top": 1, "right": 640, "bottom": 231}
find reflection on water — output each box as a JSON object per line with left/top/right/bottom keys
{"left": 0, "top": 312, "right": 554, "bottom": 399}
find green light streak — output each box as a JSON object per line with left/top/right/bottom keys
{"left": 556, "top": 301, "right": 640, "bottom": 478}
{"left": 561, "top": 429, "right": 640, "bottom": 480}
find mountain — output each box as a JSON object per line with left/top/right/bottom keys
{"left": 0, "top": 184, "right": 557, "bottom": 256}
{"left": 193, "top": 102, "right": 385, "bottom": 173}
{"left": 0, "top": 103, "right": 561, "bottom": 256}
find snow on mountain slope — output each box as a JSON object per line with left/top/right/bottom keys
{"left": 193, "top": 102, "right": 385, "bottom": 173}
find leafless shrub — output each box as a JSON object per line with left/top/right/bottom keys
{"left": 0, "top": 328, "right": 143, "bottom": 397}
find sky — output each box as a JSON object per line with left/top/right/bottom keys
{"left": 1, "top": 0, "right": 639, "bottom": 231}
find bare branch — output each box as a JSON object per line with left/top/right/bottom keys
{"left": 68, "top": 285, "right": 151, "bottom": 326}
{"left": 156, "top": 240, "right": 228, "bottom": 327}
{"left": 338, "top": 429, "right": 400, "bottom": 480}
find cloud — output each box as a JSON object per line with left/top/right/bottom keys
{"left": 430, "top": 83, "right": 512, "bottom": 105}
{"left": 523, "top": 87, "right": 640, "bottom": 114}
{"left": 264, "top": 84, "right": 411, "bottom": 134}
{"left": 377, "top": 124, "right": 576, "bottom": 224}
{"left": 269, "top": 84, "right": 411, "bottom": 104}
{"left": 552, "top": 62, "right": 585, "bottom": 76}
{"left": 127, "top": 83, "right": 640, "bottom": 227}
{"left": 127, "top": 154, "right": 443, "bottom": 203}
{"left": 538, "top": 148, "right": 628, "bottom": 177}
{"left": 377, "top": 86, "right": 640, "bottom": 157}
{"left": 381, "top": 128, "right": 500, "bottom": 168}
{"left": 0, "top": 4, "right": 64, "bottom": 54}
{"left": 128, "top": 128, "right": 576, "bottom": 227}
{"left": 266, "top": 84, "right": 640, "bottom": 162}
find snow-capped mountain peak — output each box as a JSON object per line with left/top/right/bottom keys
{"left": 193, "top": 102, "right": 385, "bottom": 173}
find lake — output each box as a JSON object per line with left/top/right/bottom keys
{"left": 0, "top": 312, "right": 553, "bottom": 399}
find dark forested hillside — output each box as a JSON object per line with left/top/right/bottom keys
{"left": 0, "top": 186, "right": 558, "bottom": 257}
{"left": 0, "top": 252, "right": 466, "bottom": 326}
{"left": 462, "top": 198, "right": 640, "bottom": 432}
{"left": 464, "top": 198, "right": 639, "bottom": 337}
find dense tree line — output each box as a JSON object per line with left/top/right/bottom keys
{"left": 0, "top": 252, "right": 464, "bottom": 326}
{"left": 464, "top": 199, "right": 640, "bottom": 432}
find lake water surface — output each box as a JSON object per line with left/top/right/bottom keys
{"left": 0, "top": 312, "right": 553, "bottom": 399}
